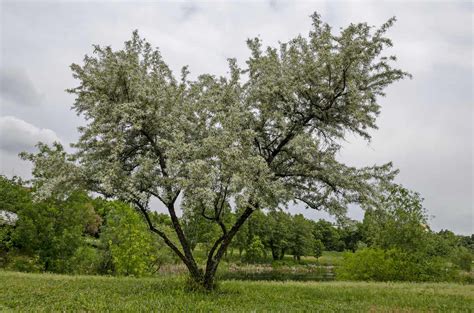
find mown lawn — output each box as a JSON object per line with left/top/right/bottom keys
{"left": 0, "top": 271, "right": 473, "bottom": 312}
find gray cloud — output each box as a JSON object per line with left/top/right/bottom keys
{"left": 268, "top": 0, "right": 281, "bottom": 11}
{"left": 0, "top": 67, "right": 44, "bottom": 107}
{"left": 181, "top": 2, "right": 199, "bottom": 19}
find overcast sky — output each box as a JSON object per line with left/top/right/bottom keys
{"left": 0, "top": 0, "right": 472, "bottom": 234}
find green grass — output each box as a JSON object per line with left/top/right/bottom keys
{"left": 1, "top": 271, "right": 473, "bottom": 312}
{"left": 316, "top": 251, "right": 345, "bottom": 266}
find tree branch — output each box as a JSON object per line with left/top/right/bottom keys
{"left": 132, "top": 200, "right": 186, "bottom": 262}
{"left": 140, "top": 129, "right": 168, "bottom": 177}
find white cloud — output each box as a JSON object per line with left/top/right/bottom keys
{"left": 0, "top": 115, "right": 60, "bottom": 153}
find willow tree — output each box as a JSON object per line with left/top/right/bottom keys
{"left": 22, "top": 13, "right": 409, "bottom": 290}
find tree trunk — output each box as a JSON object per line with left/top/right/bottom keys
{"left": 270, "top": 244, "right": 279, "bottom": 260}
{"left": 199, "top": 205, "right": 255, "bottom": 290}
{"left": 135, "top": 201, "right": 203, "bottom": 284}
{"left": 166, "top": 203, "right": 200, "bottom": 273}
{"left": 279, "top": 248, "right": 286, "bottom": 260}
{"left": 139, "top": 199, "right": 255, "bottom": 291}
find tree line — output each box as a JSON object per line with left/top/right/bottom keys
{"left": 1, "top": 176, "right": 472, "bottom": 282}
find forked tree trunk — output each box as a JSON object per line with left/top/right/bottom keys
{"left": 138, "top": 199, "right": 255, "bottom": 291}
{"left": 199, "top": 206, "right": 255, "bottom": 290}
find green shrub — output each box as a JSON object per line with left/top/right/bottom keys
{"left": 244, "top": 236, "right": 265, "bottom": 263}
{"left": 457, "top": 271, "right": 474, "bottom": 284}
{"left": 100, "top": 202, "right": 164, "bottom": 277}
{"left": 69, "top": 246, "right": 102, "bottom": 275}
{"left": 7, "top": 254, "right": 43, "bottom": 273}
{"left": 0, "top": 225, "right": 14, "bottom": 266}
{"left": 11, "top": 192, "right": 95, "bottom": 273}
{"left": 336, "top": 248, "right": 458, "bottom": 282}
{"left": 336, "top": 248, "right": 393, "bottom": 281}
{"left": 452, "top": 248, "right": 472, "bottom": 272}
{"left": 314, "top": 239, "right": 324, "bottom": 260}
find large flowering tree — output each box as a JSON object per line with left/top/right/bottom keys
{"left": 22, "top": 13, "right": 409, "bottom": 289}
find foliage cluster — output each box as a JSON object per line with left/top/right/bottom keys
{"left": 337, "top": 248, "right": 458, "bottom": 282}
{"left": 337, "top": 184, "right": 472, "bottom": 282}
{"left": 0, "top": 176, "right": 170, "bottom": 277}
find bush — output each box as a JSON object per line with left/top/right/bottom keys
{"left": 336, "top": 248, "right": 458, "bottom": 282}
{"left": 452, "top": 248, "right": 472, "bottom": 272}
{"left": 244, "top": 236, "right": 265, "bottom": 263}
{"left": 6, "top": 254, "right": 43, "bottom": 273}
{"left": 0, "top": 225, "right": 14, "bottom": 266}
{"left": 69, "top": 246, "right": 102, "bottom": 275}
{"left": 336, "top": 248, "right": 393, "bottom": 281}
{"left": 100, "top": 202, "right": 164, "bottom": 277}
{"left": 314, "top": 239, "right": 324, "bottom": 260}
{"left": 11, "top": 192, "right": 94, "bottom": 273}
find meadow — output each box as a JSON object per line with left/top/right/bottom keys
{"left": 1, "top": 271, "right": 473, "bottom": 312}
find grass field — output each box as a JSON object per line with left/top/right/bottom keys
{"left": 1, "top": 271, "right": 473, "bottom": 312}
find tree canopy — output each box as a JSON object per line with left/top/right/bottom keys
{"left": 21, "top": 13, "right": 410, "bottom": 289}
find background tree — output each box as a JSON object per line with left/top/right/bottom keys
{"left": 232, "top": 215, "right": 250, "bottom": 258}
{"left": 12, "top": 191, "right": 97, "bottom": 272}
{"left": 459, "top": 234, "right": 474, "bottom": 251}
{"left": 290, "top": 214, "right": 314, "bottom": 261}
{"left": 338, "top": 184, "right": 470, "bottom": 282}
{"left": 0, "top": 176, "right": 31, "bottom": 214}
{"left": 338, "top": 220, "right": 363, "bottom": 252}
{"left": 245, "top": 210, "right": 268, "bottom": 258}
{"left": 243, "top": 235, "right": 265, "bottom": 263}
{"left": 265, "top": 210, "right": 292, "bottom": 260}
{"left": 314, "top": 239, "right": 324, "bottom": 260}
{"left": 312, "top": 220, "right": 344, "bottom": 252}
{"left": 181, "top": 208, "right": 221, "bottom": 253}
{"left": 361, "top": 184, "right": 428, "bottom": 252}
{"left": 22, "top": 13, "right": 409, "bottom": 289}
{"left": 0, "top": 176, "right": 29, "bottom": 265}
{"left": 100, "top": 201, "right": 165, "bottom": 276}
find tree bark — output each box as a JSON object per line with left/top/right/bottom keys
{"left": 166, "top": 202, "right": 201, "bottom": 276}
